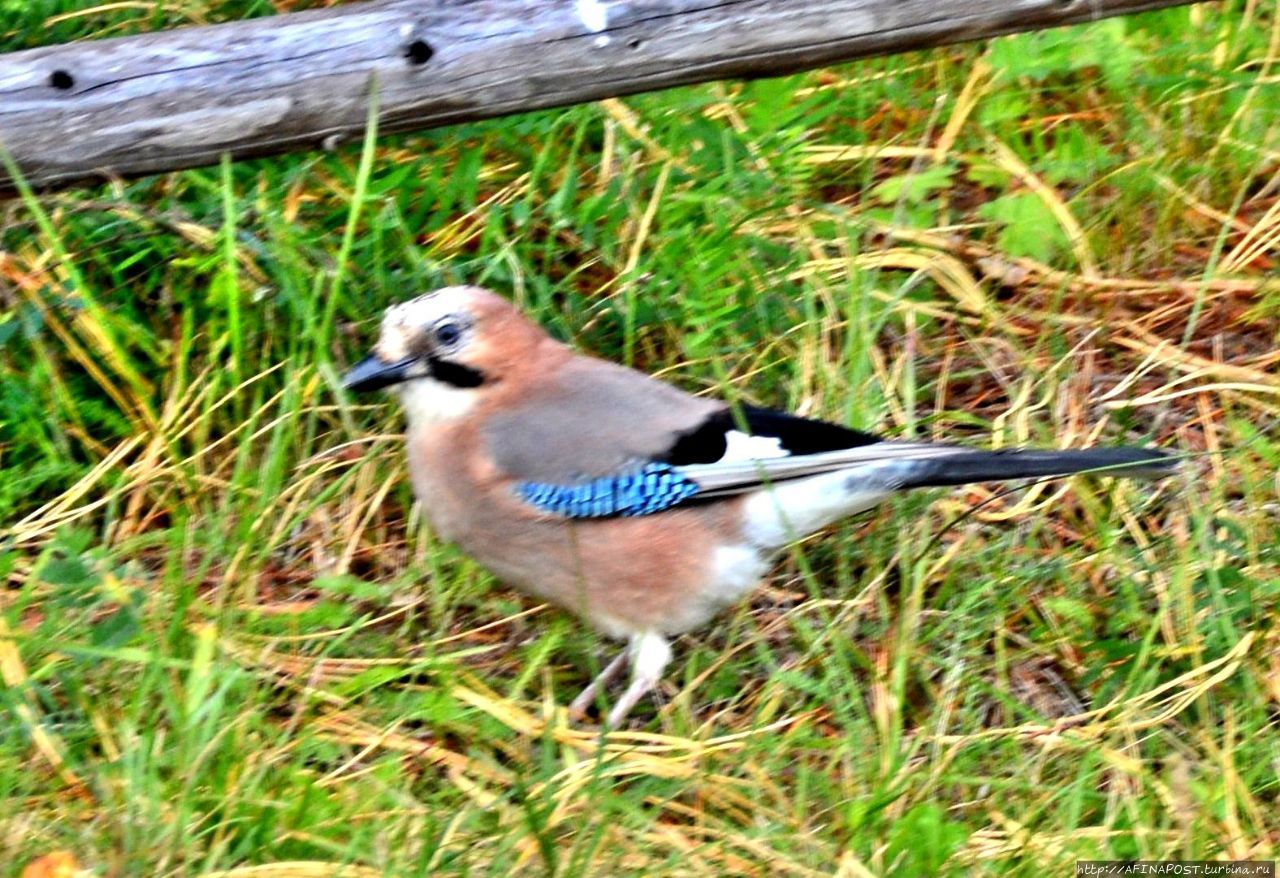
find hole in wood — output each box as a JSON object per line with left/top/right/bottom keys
{"left": 627, "top": 37, "right": 644, "bottom": 50}
{"left": 404, "top": 39, "right": 434, "bottom": 65}
{"left": 49, "top": 69, "right": 75, "bottom": 90}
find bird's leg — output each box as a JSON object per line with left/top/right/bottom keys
{"left": 567, "top": 649, "right": 629, "bottom": 720}
{"left": 605, "top": 632, "right": 672, "bottom": 728}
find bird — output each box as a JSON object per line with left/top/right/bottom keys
{"left": 342, "top": 285, "right": 1174, "bottom": 727}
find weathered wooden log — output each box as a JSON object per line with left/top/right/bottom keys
{"left": 0, "top": 0, "right": 1201, "bottom": 192}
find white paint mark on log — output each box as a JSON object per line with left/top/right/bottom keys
{"left": 576, "top": 0, "right": 609, "bottom": 32}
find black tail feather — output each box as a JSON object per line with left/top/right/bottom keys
{"left": 901, "top": 446, "right": 1175, "bottom": 489}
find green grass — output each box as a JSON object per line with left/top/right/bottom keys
{"left": 2, "top": 1, "right": 1279, "bottom": 875}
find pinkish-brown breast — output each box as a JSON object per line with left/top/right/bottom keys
{"left": 405, "top": 421, "right": 757, "bottom": 640}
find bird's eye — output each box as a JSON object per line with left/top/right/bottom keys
{"left": 434, "top": 321, "right": 463, "bottom": 347}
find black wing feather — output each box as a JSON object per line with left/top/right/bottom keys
{"left": 662, "top": 405, "right": 880, "bottom": 465}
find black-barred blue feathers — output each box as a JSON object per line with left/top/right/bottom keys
{"left": 516, "top": 463, "right": 700, "bottom": 518}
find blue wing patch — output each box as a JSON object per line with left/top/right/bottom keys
{"left": 515, "top": 463, "right": 700, "bottom": 518}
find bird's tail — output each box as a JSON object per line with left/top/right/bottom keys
{"left": 688, "top": 443, "right": 1175, "bottom": 498}
{"left": 894, "top": 446, "right": 1175, "bottom": 489}
{"left": 735, "top": 444, "right": 1176, "bottom": 550}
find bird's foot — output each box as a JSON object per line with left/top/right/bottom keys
{"left": 603, "top": 632, "right": 671, "bottom": 728}
{"left": 566, "top": 632, "right": 673, "bottom": 728}
{"left": 567, "top": 650, "right": 628, "bottom": 721}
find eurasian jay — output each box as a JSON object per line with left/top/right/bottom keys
{"left": 343, "top": 286, "right": 1174, "bottom": 726}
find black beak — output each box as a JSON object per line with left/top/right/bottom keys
{"left": 342, "top": 355, "right": 418, "bottom": 392}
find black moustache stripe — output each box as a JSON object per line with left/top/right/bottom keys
{"left": 427, "top": 356, "right": 486, "bottom": 388}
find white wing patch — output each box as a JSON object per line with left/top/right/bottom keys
{"left": 720, "top": 430, "right": 790, "bottom": 463}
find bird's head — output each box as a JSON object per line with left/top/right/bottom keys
{"left": 342, "top": 286, "right": 549, "bottom": 423}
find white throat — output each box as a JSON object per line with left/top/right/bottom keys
{"left": 395, "top": 377, "right": 478, "bottom": 426}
